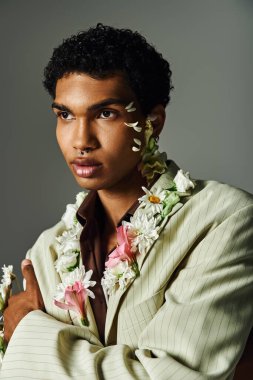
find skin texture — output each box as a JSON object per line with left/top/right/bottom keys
{"left": 3, "top": 72, "right": 165, "bottom": 343}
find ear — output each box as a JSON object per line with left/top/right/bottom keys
{"left": 147, "top": 104, "right": 166, "bottom": 138}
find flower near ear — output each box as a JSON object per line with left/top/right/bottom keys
{"left": 125, "top": 101, "right": 136, "bottom": 113}
{"left": 54, "top": 266, "right": 96, "bottom": 326}
{"left": 124, "top": 121, "right": 142, "bottom": 132}
{"left": 174, "top": 169, "right": 195, "bottom": 193}
{"left": 139, "top": 119, "right": 168, "bottom": 185}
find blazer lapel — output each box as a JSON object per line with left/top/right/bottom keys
{"left": 52, "top": 239, "right": 99, "bottom": 338}
{"left": 105, "top": 161, "right": 191, "bottom": 343}
{"left": 136, "top": 202, "right": 184, "bottom": 271}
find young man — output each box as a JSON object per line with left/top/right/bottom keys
{"left": 2, "top": 24, "right": 253, "bottom": 379}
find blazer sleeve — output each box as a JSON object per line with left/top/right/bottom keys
{"left": 1, "top": 203, "right": 253, "bottom": 380}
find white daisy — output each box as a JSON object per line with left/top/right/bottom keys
{"left": 138, "top": 187, "right": 167, "bottom": 214}
{"left": 123, "top": 211, "right": 159, "bottom": 255}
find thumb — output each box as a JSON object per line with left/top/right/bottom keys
{"left": 21, "top": 259, "right": 38, "bottom": 292}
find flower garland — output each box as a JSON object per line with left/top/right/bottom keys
{"left": 0, "top": 265, "right": 16, "bottom": 365}
{"left": 54, "top": 169, "right": 195, "bottom": 309}
{"left": 53, "top": 191, "right": 96, "bottom": 326}
{"left": 101, "top": 169, "right": 195, "bottom": 295}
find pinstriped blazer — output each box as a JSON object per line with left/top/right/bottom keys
{"left": 1, "top": 161, "right": 253, "bottom": 380}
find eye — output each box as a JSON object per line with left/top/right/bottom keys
{"left": 99, "top": 110, "right": 117, "bottom": 119}
{"left": 57, "top": 111, "right": 75, "bottom": 121}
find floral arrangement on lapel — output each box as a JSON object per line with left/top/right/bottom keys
{"left": 53, "top": 191, "right": 96, "bottom": 326}
{"left": 101, "top": 112, "right": 196, "bottom": 295}
{"left": 53, "top": 167, "right": 195, "bottom": 315}
{"left": 101, "top": 169, "right": 195, "bottom": 295}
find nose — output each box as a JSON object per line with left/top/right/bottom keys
{"left": 73, "top": 117, "right": 98, "bottom": 153}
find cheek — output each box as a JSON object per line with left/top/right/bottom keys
{"left": 56, "top": 125, "right": 69, "bottom": 157}
{"left": 106, "top": 132, "right": 143, "bottom": 168}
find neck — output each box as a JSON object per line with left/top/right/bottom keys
{"left": 97, "top": 171, "right": 147, "bottom": 231}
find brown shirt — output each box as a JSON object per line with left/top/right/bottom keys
{"left": 76, "top": 191, "right": 139, "bottom": 343}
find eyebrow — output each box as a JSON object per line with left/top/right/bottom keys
{"left": 51, "top": 98, "right": 128, "bottom": 114}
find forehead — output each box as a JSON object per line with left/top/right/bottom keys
{"left": 54, "top": 72, "right": 137, "bottom": 107}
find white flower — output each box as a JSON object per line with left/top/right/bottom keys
{"left": 118, "top": 263, "right": 136, "bottom": 290}
{"left": 124, "top": 122, "right": 142, "bottom": 132}
{"left": 0, "top": 328, "right": 5, "bottom": 365}
{"left": 101, "top": 261, "right": 136, "bottom": 295}
{"left": 54, "top": 266, "right": 96, "bottom": 301}
{"left": 0, "top": 351, "right": 4, "bottom": 365}
{"left": 101, "top": 269, "right": 118, "bottom": 296}
{"left": 54, "top": 250, "right": 79, "bottom": 273}
{"left": 76, "top": 191, "right": 87, "bottom": 207}
{"left": 0, "top": 284, "right": 8, "bottom": 310}
{"left": 125, "top": 101, "right": 136, "bottom": 112}
{"left": 174, "top": 169, "right": 195, "bottom": 193}
{"left": 62, "top": 203, "right": 78, "bottom": 229}
{"left": 1, "top": 265, "right": 15, "bottom": 287}
{"left": 0, "top": 284, "right": 7, "bottom": 303}
{"left": 62, "top": 192, "right": 87, "bottom": 229}
{"left": 56, "top": 224, "right": 82, "bottom": 255}
{"left": 123, "top": 210, "right": 159, "bottom": 255}
{"left": 138, "top": 186, "right": 167, "bottom": 214}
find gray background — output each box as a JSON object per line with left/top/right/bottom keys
{"left": 1, "top": 0, "right": 252, "bottom": 281}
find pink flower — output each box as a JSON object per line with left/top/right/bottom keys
{"left": 54, "top": 280, "right": 89, "bottom": 326}
{"left": 105, "top": 226, "right": 135, "bottom": 269}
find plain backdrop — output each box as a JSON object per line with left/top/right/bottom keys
{"left": 0, "top": 0, "right": 253, "bottom": 281}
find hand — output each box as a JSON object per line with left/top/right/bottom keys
{"left": 3, "top": 259, "right": 45, "bottom": 343}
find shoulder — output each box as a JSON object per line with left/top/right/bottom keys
{"left": 190, "top": 179, "right": 253, "bottom": 218}
{"left": 27, "top": 220, "right": 65, "bottom": 258}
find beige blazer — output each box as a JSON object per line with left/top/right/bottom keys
{"left": 1, "top": 161, "right": 253, "bottom": 380}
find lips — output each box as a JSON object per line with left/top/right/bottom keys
{"left": 71, "top": 158, "right": 102, "bottom": 178}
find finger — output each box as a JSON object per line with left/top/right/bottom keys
{"left": 21, "top": 259, "right": 32, "bottom": 270}
{"left": 21, "top": 260, "right": 38, "bottom": 292}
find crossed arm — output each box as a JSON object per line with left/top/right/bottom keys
{"left": 3, "top": 259, "right": 45, "bottom": 343}
{"left": 2, "top": 204, "right": 253, "bottom": 379}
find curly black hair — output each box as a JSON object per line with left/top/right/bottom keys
{"left": 43, "top": 23, "right": 173, "bottom": 115}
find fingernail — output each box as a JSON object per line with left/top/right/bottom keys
{"left": 21, "top": 259, "right": 32, "bottom": 269}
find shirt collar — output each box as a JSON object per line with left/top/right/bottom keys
{"left": 76, "top": 190, "right": 139, "bottom": 228}
{"left": 76, "top": 159, "right": 179, "bottom": 228}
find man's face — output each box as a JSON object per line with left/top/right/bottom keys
{"left": 52, "top": 72, "right": 147, "bottom": 191}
